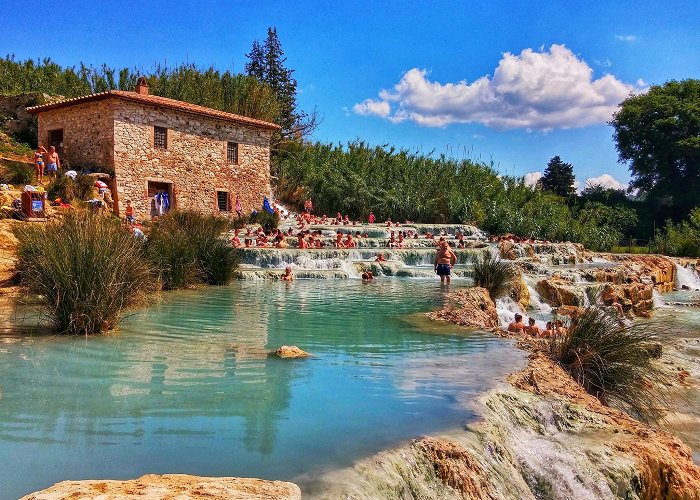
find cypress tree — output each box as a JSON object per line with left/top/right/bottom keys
{"left": 541, "top": 156, "right": 576, "bottom": 197}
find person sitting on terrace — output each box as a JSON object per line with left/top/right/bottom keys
{"left": 345, "top": 233, "right": 356, "bottom": 248}
{"left": 281, "top": 266, "right": 294, "bottom": 282}
{"left": 396, "top": 232, "right": 405, "bottom": 248}
{"left": 388, "top": 232, "right": 397, "bottom": 248}
{"left": 355, "top": 231, "right": 361, "bottom": 239}
{"left": 244, "top": 238, "right": 253, "bottom": 247}
{"left": 525, "top": 317, "right": 541, "bottom": 337}
{"left": 297, "top": 232, "right": 309, "bottom": 249}
{"left": 274, "top": 234, "right": 288, "bottom": 248}
{"left": 231, "top": 229, "right": 242, "bottom": 248}
{"left": 256, "top": 234, "right": 268, "bottom": 247}
{"left": 507, "top": 314, "right": 525, "bottom": 334}
{"left": 555, "top": 320, "right": 568, "bottom": 335}
{"left": 542, "top": 321, "right": 555, "bottom": 337}
{"left": 333, "top": 231, "right": 342, "bottom": 248}
{"left": 386, "top": 218, "right": 392, "bottom": 227}
{"left": 361, "top": 270, "right": 374, "bottom": 281}
{"left": 375, "top": 253, "right": 386, "bottom": 262}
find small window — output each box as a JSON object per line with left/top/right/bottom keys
{"left": 217, "top": 190, "right": 230, "bottom": 212}
{"left": 154, "top": 126, "right": 167, "bottom": 149}
{"left": 227, "top": 142, "right": 238, "bottom": 164}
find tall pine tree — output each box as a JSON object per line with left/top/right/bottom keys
{"left": 541, "top": 156, "right": 576, "bottom": 197}
{"left": 246, "top": 27, "right": 299, "bottom": 135}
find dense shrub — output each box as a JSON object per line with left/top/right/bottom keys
{"left": 0, "top": 159, "right": 34, "bottom": 185}
{"left": 249, "top": 209, "right": 279, "bottom": 232}
{"left": 653, "top": 209, "right": 700, "bottom": 257}
{"left": 546, "top": 307, "right": 670, "bottom": 422}
{"left": 146, "top": 210, "right": 239, "bottom": 288}
{"left": 273, "top": 141, "right": 631, "bottom": 250}
{"left": 14, "top": 212, "right": 153, "bottom": 334}
{"left": 469, "top": 251, "right": 516, "bottom": 299}
{"left": 46, "top": 173, "right": 98, "bottom": 203}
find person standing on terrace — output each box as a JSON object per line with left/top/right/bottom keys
{"left": 304, "top": 198, "right": 313, "bottom": 214}
{"left": 34, "top": 146, "right": 46, "bottom": 183}
{"left": 434, "top": 240, "right": 457, "bottom": 285}
{"left": 45, "top": 146, "right": 60, "bottom": 180}
{"left": 368, "top": 212, "right": 375, "bottom": 224}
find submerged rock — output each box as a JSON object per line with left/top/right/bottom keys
{"left": 21, "top": 474, "right": 302, "bottom": 499}
{"left": 275, "top": 345, "right": 310, "bottom": 358}
{"left": 427, "top": 287, "right": 499, "bottom": 330}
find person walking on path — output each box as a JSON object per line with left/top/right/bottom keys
{"left": 434, "top": 240, "right": 457, "bottom": 285}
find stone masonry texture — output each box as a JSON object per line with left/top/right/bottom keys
{"left": 36, "top": 97, "right": 273, "bottom": 219}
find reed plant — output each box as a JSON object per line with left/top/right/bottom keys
{"left": 146, "top": 210, "right": 239, "bottom": 288}
{"left": 13, "top": 212, "right": 153, "bottom": 335}
{"left": 546, "top": 307, "right": 670, "bottom": 422}
{"left": 469, "top": 251, "right": 516, "bottom": 299}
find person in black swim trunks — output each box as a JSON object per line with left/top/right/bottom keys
{"left": 434, "top": 240, "right": 457, "bottom": 285}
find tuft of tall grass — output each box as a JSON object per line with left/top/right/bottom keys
{"left": 14, "top": 212, "right": 153, "bottom": 335}
{"left": 469, "top": 251, "right": 516, "bottom": 299}
{"left": 546, "top": 307, "right": 671, "bottom": 422}
{"left": 146, "top": 211, "right": 239, "bottom": 288}
{"left": 0, "top": 159, "right": 34, "bottom": 185}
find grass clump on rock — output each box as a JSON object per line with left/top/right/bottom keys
{"left": 14, "top": 212, "right": 153, "bottom": 335}
{"left": 146, "top": 210, "right": 239, "bottom": 289}
{"left": 546, "top": 307, "right": 669, "bottom": 422}
{"left": 469, "top": 250, "right": 516, "bottom": 299}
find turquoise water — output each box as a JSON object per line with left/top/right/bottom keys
{"left": 0, "top": 280, "right": 525, "bottom": 499}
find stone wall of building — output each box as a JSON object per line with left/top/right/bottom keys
{"left": 36, "top": 100, "right": 114, "bottom": 170}
{"left": 112, "top": 100, "right": 272, "bottom": 219}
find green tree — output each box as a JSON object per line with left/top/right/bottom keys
{"left": 610, "top": 79, "right": 700, "bottom": 223}
{"left": 541, "top": 156, "right": 576, "bottom": 197}
{"left": 246, "top": 27, "right": 316, "bottom": 138}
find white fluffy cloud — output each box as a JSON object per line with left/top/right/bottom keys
{"left": 354, "top": 44, "right": 642, "bottom": 130}
{"left": 353, "top": 98, "right": 391, "bottom": 117}
{"left": 523, "top": 171, "right": 542, "bottom": 187}
{"left": 584, "top": 173, "right": 627, "bottom": 191}
{"left": 615, "top": 35, "right": 637, "bottom": 42}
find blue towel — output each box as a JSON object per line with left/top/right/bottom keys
{"left": 263, "top": 197, "right": 274, "bottom": 214}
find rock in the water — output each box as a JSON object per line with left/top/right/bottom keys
{"left": 427, "top": 287, "right": 499, "bottom": 330}
{"left": 20, "top": 474, "right": 302, "bottom": 500}
{"left": 275, "top": 345, "right": 310, "bottom": 358}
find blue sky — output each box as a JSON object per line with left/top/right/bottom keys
{"left": 2, "top": 0, "right": 699, "bottom": 188}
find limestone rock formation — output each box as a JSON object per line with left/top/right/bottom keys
{"left": 596, "top": 253, "right": 676, "bottom": 293}
{"left": 509, "top": 273, "right": 530, "bottom": 310}
{"left": 275, "top": 345, "right": 310, "bottom": 358}
{"left": 20, "top": 474, "right": 302, "bottom": 500}
{"left": 427, "top": 287, "right": 499, "bottom": 330}
{"left": 535, "top": 278, "right": 588, "bottom": 307}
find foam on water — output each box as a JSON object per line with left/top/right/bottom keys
{"left": 676, "top": 264, "right": 700, "bottom": 290}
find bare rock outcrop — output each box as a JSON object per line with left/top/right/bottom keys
{"left": 427, "top": 287, "right": 499, "bottom": 330}
{"left": 535, "top": 278, "right": 589, "bottom": 307}
{"left": 21, "top": 474, "right": 302, "bottom": 500}
{"left": 596, "top": 253, "right": 677, "bottom": 293}
{"left": 509, "top": 353, "right": 700, "bottom": 499}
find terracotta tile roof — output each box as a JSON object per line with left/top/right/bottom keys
{"left": 26, "top": 90, "right": 281, "bottom": 131}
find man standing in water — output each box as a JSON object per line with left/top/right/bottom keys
{"left": 434, "top": 240, "right": 457, "bottom": 285}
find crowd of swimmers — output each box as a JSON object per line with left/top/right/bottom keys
{"left": 506, "top": 313, "right": 567, "bottom": 338}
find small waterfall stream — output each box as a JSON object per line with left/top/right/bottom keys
{"left": 676, "top": 263, "right": 700, "bottom": 290}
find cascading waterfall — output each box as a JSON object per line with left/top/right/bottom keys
{"left": 675, "top": 263, "right": 700, "bottom": 290}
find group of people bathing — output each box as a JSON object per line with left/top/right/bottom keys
{"left": 507, "top": 313, "right": 567, "bottom": 338}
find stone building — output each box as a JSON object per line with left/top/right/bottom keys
{"left": 26, "top": 79, "right": 279, "bottom": 219}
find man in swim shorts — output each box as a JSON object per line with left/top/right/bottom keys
{"left": 45, "top": 146, "right": 60, "bottom": 180}
{"left": 434, "top": 240, "right": 457, "bottom": 285}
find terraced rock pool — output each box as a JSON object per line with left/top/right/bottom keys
{"left": 0, "top": 280, "right": 526, "bottom": 499}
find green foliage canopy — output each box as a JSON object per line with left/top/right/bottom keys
{"left": 610, "top": 79, "right": 700, "bottom": 223}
